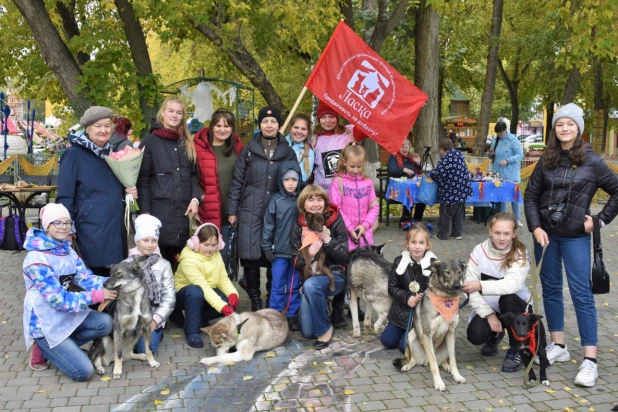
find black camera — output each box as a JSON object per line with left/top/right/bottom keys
{"left": 548, "top": 203, "right": 568, "bottom": 227}
{"left": 424, "top": 146, "right": 432, "bottom": 153}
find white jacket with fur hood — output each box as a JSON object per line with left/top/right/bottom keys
{"left": 465, "top": 239, "right": 530, "bottom": 319}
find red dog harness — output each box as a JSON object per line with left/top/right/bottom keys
{"left": 511, "top": 313, "right": 538, "bottom": 356}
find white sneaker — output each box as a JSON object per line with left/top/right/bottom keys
{"left": 546, "top": 343, "right": 571, "bottom": 364}
{"left": 517, "top": 220, "right": 524, "bottom": 227}
{"left": 574, "top": 359, "right": 598, "bottom": 387}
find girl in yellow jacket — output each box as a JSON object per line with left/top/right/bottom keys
{"left": 172, "top": 223, "right": 239, "bottom": 348}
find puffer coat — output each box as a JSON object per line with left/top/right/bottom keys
{"left": 487, "top": 132, "right": 524, "bottom": 182}
{"left": 227, "top": 132, "right": 296, "bottom": 260}
{"left": 524, "top": 145, "right": 618, "bottom": 237}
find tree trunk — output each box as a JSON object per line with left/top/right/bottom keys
{"left": 12, "top": 0, "right": 92, "bottom": 117}
{"left": 561, "top": 67, "right": 581, "bottom": 105}
{"left": 369, "top": 0, "right": 409, "bottom": 52}
{"left": 114, "top": 0, "right": 157, "bottom": 128}
{"left": 191, "top": 20, "right": 285, "bottom": 111}
{"left": 592, "top": 59, "right": 604, "bottom": 154}
{"left": 544, "top": 100, "right": 554, "bottom": 142}
{"left": 55, "top": 1, "right": 90, "bottom": 66}
{"left": 472, "top": 0, "right": 504, "bottom": 156}
{"left": 338, "top": 0, "right": 355, "bottom": 31}
{"left": 497, "top": 59, "right": 519, "bottom": 135}
{"left": 413, "top": 0, "right": 441, "bottom": 165}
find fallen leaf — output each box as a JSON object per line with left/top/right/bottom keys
{"left": 318, "top": 370, "right": 325, "bottom": 375}
{"left": 265, "top": 352, "right": 276, "bottom": 358}
{"left": 243, "top": 376, "right": 253, "bottom": 380}
{"left": 154, "top": 400, "right": 163, "bottom": 406}
{"left": 170, "top": 334, "right": 181, "bottom": 339}
{"left": 485, "top": 409, "right": 493, "bottom": 411}
{"left": 4, "top": 355, "right": 8, "bottom": 359}
{"left": 1, "top": 321, "right": 6, "bottom": 324}
{"left": 344, "top": 389, "right": 355, "bottom": 395}
{"left": 572, "top": 359, "right": 578, "bottom": 364}
{"left": 363, "top": 402, "right": 366, "bottom": 405}
{"left": 603, "top": 302, "right": 609, "bottom": 307}
{"left": 589, "top": 408, "right": 595, "bottom": 412}
{"left": 545, "top": 389, "right": 556, "bottom": 393}
{"left": 209, "top": 366, "right": 216, "bottom": 371}
{"left": 466, "top": 365, "right": 474, "bottom": 370}
{"left": 574, "top": 394, "right": 581, "bottom": 398}
{"left": 573, "top": 337, "right": 580, "bottom": 341}
{"left": 499, "top": 399, "right": 504, "bottom": 404}
{"left": 36, "top": 390, "right": 47, "bottom": 393}
{"left": 580, "top": 399, "right": 589, "bottom": 403}
{"left": 611, "top": 349, "right": 615, "bottom": 353}
{"left": 501, "top": 346, "right": 509, "bottom": 350}
{"left": 324, "top": 361, "right": 335, "bottom": 365}
{"left": 224, "top": 361, "right": 235, "bottom": 366}
{"left": 563, "top": 386, "right": 572, "bottom": 391}
{"left": 312, "top": 361, "right": 317, "bottom": 366}
{"left": 563, "top": 408, "right": 574, "bottom": 412}
{"left": 100, "top": 376, "right": 111, "bottom": 381}
{"left": 160, "top": 389, "right": 169, "bottom": 395}
{"left": 490, "top": 366, "right": 497, "bottom": 371}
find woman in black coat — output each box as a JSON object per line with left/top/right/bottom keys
{"left": 227, "top": 106, "right": 296, "bottom": 311}
{"left": 57, "top": 106, "right": 137, "bottom": 277}
{"left": 290, "top": 184, "right": 349, "bottom": 348}
{"left": 137, "top": 97, "right": 202, "bottom": 268}
{"left": 387, "top": 140, "right": 425, "bottom": 227}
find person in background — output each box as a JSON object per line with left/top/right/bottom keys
{"left": 487, "top": 122, "right": 524, "bottom": 227}
{"left": 387, "top": 139, "right": 425, "bottom": 228}
{"left": 285, "top": 114, "right": 314, "bottom": 183}
{"left": 110, "top": 116, "right": 133, "bottom": 152}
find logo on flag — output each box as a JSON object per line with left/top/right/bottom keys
{"left": 305, "top": 21, "right": 428, "bottom": 155}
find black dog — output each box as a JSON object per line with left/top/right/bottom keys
{"left": 499, "top": 312, "right": 550, "bottom": 386}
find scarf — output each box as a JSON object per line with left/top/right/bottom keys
{"left": 152, "top": 127, "right": 181, "bottom": 141}
{"left": 396, "top": 152, "right": 421, "bottom": 174}
{"left": 68, "top": 130, "right": 111, "bottom": 158}
{"left": 512, "top": 316, "right": 538, "bottom": 356}
{"left": 139, "top": 254, "right": 162, "bottom": 306}
{"left": 300, "top": 227, "right": 320, "bottom": 250}
{"left": 428, "top": 292, "right": 460, "bottom": 321}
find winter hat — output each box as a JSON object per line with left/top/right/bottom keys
{"left": 134, "top": 214, "right": 162, "bottom": 243}
{"left": 552, "top": 103, "right": 584, "bottom": 134}
{"left": 317, "top": 101, "right": 339, "bottom": 120}
{"left": 257, "top": 106, "right": 282, "bottom": 126}
{"left": 80, "top": 106, "right": 114, "bottom": 128}
{"left": 282, "top": 169, "right": 299, "bottom": 181}
{"left": 186, "top": 223, "right": 225, "bottom": 253}
{"left": 40, "top": 203, "right": 71, "bottom": 231}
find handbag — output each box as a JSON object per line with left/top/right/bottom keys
{"left": 416, "top": 176, "right": 439, "bottom": 206}
{"left": 226, "top": 224, "right": 239, "bottom": 281}
{"left": 591, "top": 216, "right": 610, "bottom": 294}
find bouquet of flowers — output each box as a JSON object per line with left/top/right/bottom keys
{"left": 104, "top": 146, "right": 143, "bottom": 231}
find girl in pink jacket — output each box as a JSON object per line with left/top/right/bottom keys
{"left": 329, "top": 143, "right": 380, "bottom": 251}
{"left": 311, "top": 101, "right": 365, "bottom": 192}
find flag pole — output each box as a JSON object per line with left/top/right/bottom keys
{"left": 280, "top": 86, "right": 308, "bottom": 133}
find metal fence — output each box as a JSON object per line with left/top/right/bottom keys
{"left": 1, "top": 153, "right": 59, "bottom": 182}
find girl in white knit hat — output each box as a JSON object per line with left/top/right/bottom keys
{"left": 124, "top": 214, "right": 176, "bottom": 353}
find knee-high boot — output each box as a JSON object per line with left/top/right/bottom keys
{"left": 244, "top": 267, "right": 263, "bottom": 311}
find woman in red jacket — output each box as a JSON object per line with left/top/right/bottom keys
{"left": 194, "top": 108, "right": 243, "bottom": 261}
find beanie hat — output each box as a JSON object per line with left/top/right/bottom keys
{"left": 282, "top": 169, "right": 299, "bottom": 181}
{"left": 134, "top": 214, "right": 162, "bottom": 243}
{"left": 552, "top": 103, "right": 584, "bottom": 134}
{"left": 40, "top": 203, "right": 71, "bottom": 231}
{"left": 80, "top": 106, "right": 114, "bottom": 128}
{"left": 257, "top": 106, "right": 282, "bottom": 126}
{"left": 186, "top": 223, "right": 225, "bottom": 253}
{"left": 317, "top": 101, "right": 339, "bottom": 120}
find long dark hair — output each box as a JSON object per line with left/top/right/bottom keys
{"left": 543, "top": 128, "right": 586, "bottom": 168}
{"left": 208, "top": 109, "right": 236, "bottom": 157}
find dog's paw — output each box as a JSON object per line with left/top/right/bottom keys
{"left": 433, "top": 378, "right": 446, "bottom": 391}
{"left": 452, "top": 373, "right": 466, "bottom": 384}
{"left": 199, "top": 357, "right": 213, "bottom": 365}
{"left": 149, "top": 360, "right": 160, "bottom": 368}
{"left": 112, "top": 372, "right": 122, "bottom": 380}
{"left": 542, "top": 380, "right": 550, "bottom": 387}
{"left": 392, "top": 358, "right": 406, "bottom": 371}
{"left": 441, "top": 362, "right": 451, "bottom": 373}
{"left": 96, "top": 367, "right": 105, "bottom": 375}
{"left": 353, "top": 326, "right": 361, "bottom": 338}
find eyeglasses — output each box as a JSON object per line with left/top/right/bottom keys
{"left": 51, "top": 220, "right": 73, "bottom": 229}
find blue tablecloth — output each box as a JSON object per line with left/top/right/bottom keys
{"left": 385, "top": 177, "right": 523, "bottom": 209}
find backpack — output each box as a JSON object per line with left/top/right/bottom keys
{"left": 0, "top": 214, "right": 28, "bottom": 251}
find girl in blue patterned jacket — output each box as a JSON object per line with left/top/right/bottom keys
{"left": 22, "top": 203, "right": 118, "bottom": 381}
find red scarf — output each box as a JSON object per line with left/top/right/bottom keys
{"left": 396, "top": 153, "right": 421, "bottom": 174}
{"left": 152, "top": 128, "right": 181, "bottom": 141}
{"left": 512, "top": 315, "right": 538, "bottom": 356}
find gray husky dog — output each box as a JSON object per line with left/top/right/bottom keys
{"left": 348, "top": 244, "right": 393, "bottom": 338}
{"left": 393, "top": 259, "right": 467, "bottom": 391}
{"left": 199, "top": 309, "right": 288, "bottom": 365}
{"left": 89, "top": 257, "right": 160, "bottom": 379}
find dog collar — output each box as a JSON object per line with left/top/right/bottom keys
{"left": 236, "top": 318, "right": 249, "bottom": 336}
{"left": 511, "top": 317, "right": 538, "bottom": 357}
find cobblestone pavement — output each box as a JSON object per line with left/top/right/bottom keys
{"left": 2, "top": 206, "right": 618, "bottom": 411}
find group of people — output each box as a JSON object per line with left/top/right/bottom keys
{"left": 21, "top": 99, "right": 618, "bottom": 389}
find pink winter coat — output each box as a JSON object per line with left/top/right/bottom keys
{"left": 310, "top": 125, "right": 354, "bottom": 192}
{"left": 328, "top": 173, "right": 379, "bottom": 251}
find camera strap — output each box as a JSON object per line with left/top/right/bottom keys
{"left": 549, "top": 164, "right": 577, "bottom": 207}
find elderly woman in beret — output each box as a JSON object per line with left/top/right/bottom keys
{"left": 57, "top": 106, "right": 137, "bottom": 277}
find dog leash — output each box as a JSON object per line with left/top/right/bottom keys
{"left": 522, "top": 243, "right": 547, "bottom": 388}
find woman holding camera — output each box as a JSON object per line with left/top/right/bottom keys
{"left": 524, "top": 103, "right": 618, "bottom": 388}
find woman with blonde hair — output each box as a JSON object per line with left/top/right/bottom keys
{"left": 137, "top": 97, "right": 203, "bottom": 269}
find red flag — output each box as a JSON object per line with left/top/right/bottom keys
{"left": 305, "top": 21, "right": 428, "bottom": 155}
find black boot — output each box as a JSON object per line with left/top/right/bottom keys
{"left": 244, "top": 267, "right": 263, "bottom": 311}
{"left": 265, "top": 268, "right": 272, "bottom": 309}
{"left": 347, "top": 298, "right": 365, "bottom": 322}
{"left": 331, "top": 301, "right": 348, "bottom": 329}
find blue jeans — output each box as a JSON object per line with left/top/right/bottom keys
{"left": 300, "top": 273, "right": 346, "bottom": 339}
{"left": 134, "top": 328, "right": 164, "bottom": 354}
{"left": 34, "top": 310, "right": 112, "bottom": 382}
{"left": 380, "top": 323, "right": 407, "bottom": 353}
{"left": 270, "top": 257, "right": 301, "bottom": 317}
{"left": 534, "top": 234, "right": 596, "bottom": 346}
{"left": 175, "top": 285, "right": 228, "bottom": 337}
{"left": 499, "top": 201, "right": 521, "bottom": 221}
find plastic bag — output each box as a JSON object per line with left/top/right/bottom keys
{"left": 225, "top": 225, "right": 239, "bottom": 281}
{"left": 416, "top": 176, "right": 439, "bottom": 206}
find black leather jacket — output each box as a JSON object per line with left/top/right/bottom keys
{"left": 524, "top": 146, "right": 618, "bottom": 237}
